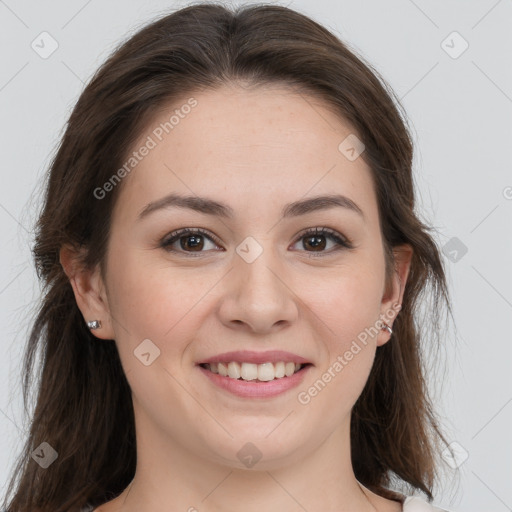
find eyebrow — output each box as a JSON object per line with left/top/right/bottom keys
{"left": 137, "top": 193, "right": 364, "bottom": 221}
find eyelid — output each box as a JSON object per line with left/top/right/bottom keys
{"left": 159, "top": 226, "right": 354, "bottom": 255}
{"left": 292, "top": 226, "right": 353, "bottom": 249}
{"left": 160, "top": 227, "right": 224, "bottom": 253}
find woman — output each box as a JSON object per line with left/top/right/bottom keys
{"left": 2, "top": 3, "right": 457, "bottom": 511}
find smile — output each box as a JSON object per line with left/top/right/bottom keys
{"left": 200, "top": 361, "right": 309, "bottom": 382}
{"left": 197, "top": 361, "right": 312, "bottom": 399}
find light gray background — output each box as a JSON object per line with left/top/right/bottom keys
{"left": 1, "top": 1, "right": 511, "bottom": 510}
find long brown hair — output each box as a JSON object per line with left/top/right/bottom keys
{"left": 3, "top": 3, "right": 455, "bottom": 511}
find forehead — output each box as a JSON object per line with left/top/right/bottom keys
{"left": 113, "top": 83, "right": 378, "bottom": 223}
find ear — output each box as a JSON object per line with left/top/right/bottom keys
{"left": 59, "top": 244, "right": 116, "bottom": 340}
{"left": 377, "top": 243, "right": 413, "bottom": 347}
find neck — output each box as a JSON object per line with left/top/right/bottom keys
{"left": 105, "top": 403, "right": 385, "bottom": 512}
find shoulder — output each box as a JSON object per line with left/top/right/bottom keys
{"left": 403, "top": 496, "right": 457, "bottom": 512}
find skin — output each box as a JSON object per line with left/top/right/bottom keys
{"left": 61, "top": 82, "right": 412, "bottom": 512}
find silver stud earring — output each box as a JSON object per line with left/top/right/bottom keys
{"left": 381, "top": 322, "right": 392, "bottom": 335}
{"left": 87, "top": 320, "right": 101, "bottom": 330}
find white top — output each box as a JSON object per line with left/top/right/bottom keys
{"left": 83, "top": 496, "right": 455, "bottom": 511}
{"left": 403, "top": 496, "right": 454, "bottom": 511}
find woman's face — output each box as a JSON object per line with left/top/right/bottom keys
{"left": 81, "top": 83, "right": 409, "bottom": 470}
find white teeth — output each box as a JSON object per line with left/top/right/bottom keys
{"left": 218, "top": 362, "right": 228, "bottom": 377}
{"left": 241, "top": 363, "right": 258, "bottom": 381}
{"left": 204, "top": 361, "right": 305, "bottom": 381}
{"left": 274, "top": 361, "right": 285, "bottom": 378}
{"left": 258, "top": 363, "right": 275, "bottom": 382}
{"left": 227, "top": 361, "right": 241, "bottom": 379}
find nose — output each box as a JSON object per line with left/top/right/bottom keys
{"left": 216, "top": 244, "right": 299, "bottom": 334}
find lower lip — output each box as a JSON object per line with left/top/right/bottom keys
{"left": 197, "top": 364, "right": 311, "bottom": 398}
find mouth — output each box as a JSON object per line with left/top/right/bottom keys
{"left": 198, "top": 361, "right": 312, "bottom": 383}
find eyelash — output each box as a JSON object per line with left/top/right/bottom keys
{"left": 160, "top": 227, "right": 354, "bottom": 257}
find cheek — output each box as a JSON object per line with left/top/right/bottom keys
{"left": 300, "top": 282, "right": 379, "bottom": 423}
{"left": 301, "top": 262, "right": 384, "bottom": 413}
{"left": 105, "top": 246, "right": 223, "bottom": 373}
{"left": 309, "top": 262, "right": 385, "bottom": 341}
{"left": 301, "top": 345, "right": 375, "bottom": 433}
{"left": 107, "top": 246, "right": 195, "bottom": 333}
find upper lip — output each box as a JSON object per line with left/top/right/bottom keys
{"left": 197, "top": 350, "right": 311, "bottom": 365}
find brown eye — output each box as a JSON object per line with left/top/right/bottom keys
{"left": 161, "top": 228, "right": 223, "bottom": 256}
{"left": 291, "top": 227, "right": 353, "bottom": 255}
{"left": 302, "top": 233, "right": 327, "bottom": 251}
{"left": 178, "top": 234, "right": 205, "bottom": 251}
